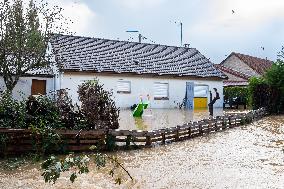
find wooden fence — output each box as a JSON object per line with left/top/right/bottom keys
{"left": 0, "top": 108, "right": 267, "bottom": 155}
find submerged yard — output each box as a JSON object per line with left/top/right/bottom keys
{"left": 0, "top": 115, "right": 284, "bottom": 188}
{"left": 119, "top": 108, "right": 224, "bottom": 130}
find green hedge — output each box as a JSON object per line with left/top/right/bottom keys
{"left": 224, "top": 86, "right": 249, "bottom": 103}
{"left": 248, "top": 60, "right": 284, "bottom": 114}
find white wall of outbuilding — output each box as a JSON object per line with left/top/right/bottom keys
{"left": 0, "top": 76, "right": 54, "bottom": 100}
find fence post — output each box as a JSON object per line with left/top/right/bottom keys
{"left": 222, "top": 116, "right": 228, "bottom": 130}
{"left": 145, "top": 133, "right": 152, "bottom": 146}
{"left": 161, "top": 130, "right": 166, "bottom": 144}
{"left": 214, "top": 118, "right": 218, "bottom": 132}
{"left": 198, "top": 121, "right": 203, "bottom": 135}
{"left": 228, "top": 116, "right": 234, "bottom": 128}
{"left": 188, "top": 123, "right": 192, "bottom": 137}
{"left": 175, "top": 126, "right": 180, "bottom": 141}
{"left": 204, "top": 120, "right": 210, "bottom": 134}
{"left": 126, "top": 135, "right": 131, "bottom": 147}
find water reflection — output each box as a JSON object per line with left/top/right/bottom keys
{"left": 119, "top": 108, "right": 224, "bottom": 130}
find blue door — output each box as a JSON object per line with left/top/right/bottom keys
{"left": 185, "top": 82, "right": 194, "bottom": 109}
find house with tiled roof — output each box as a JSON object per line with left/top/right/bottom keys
{"left": 216, "top": 52, "right": 273, "bottom": 87}
{"left": 48, "top": 34, "right": 227, "bottom": 108}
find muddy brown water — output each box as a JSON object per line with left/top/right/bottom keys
{"left": 119, "top": 108, "right": 224, "bottom": 130}
{"left": 0, "top": 114, "right": 284, "bottom": 189}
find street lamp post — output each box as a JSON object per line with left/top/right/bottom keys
{"left": 174, "top": 21, "right": 183, "bottom": 47}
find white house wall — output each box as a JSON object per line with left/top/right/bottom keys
{"left": 0, "top": 76, "right": 54, "bottom": 100}
{"left": 60, "top": 73, "right": 224, "bottom": 109}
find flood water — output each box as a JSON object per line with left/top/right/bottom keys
{"left": 0, "top": 115, "right": 284, "bottom": 188}
{"left": 119, "top": 108, "right": 224, "bottom": 130}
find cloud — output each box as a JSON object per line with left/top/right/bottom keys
{"left": 117, "top": 0, "right": 165, "bottom": 9}
{"left": 48, "top": 0, "right": 97, "bottom": 35}
{"left": 60, "top": 2, "right": 97, "bottom": 35}
{"left": 189, "top": 0, "right": 284, "bottom": 36}
{"left": 21, "top": 0, "right": 97, "bottom": 35}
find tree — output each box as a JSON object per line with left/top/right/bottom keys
{"left": 278, "top": 46, "right": 284, "bottom": 60}
{"left": 0, "top": 0, "right": 67, "bottom": 92}
{"left": 264, "top": 58, "right": 284, "bottom": 113}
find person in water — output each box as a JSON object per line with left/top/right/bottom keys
{"left": 208, "top": 88, "right": 220, "bottom": 106}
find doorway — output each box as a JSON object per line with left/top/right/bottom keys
{"left": 31, "top": 79, "right": 46, "bottom": 95}
{"left": 194, "top": 85, "right": 209, "bottom": 109}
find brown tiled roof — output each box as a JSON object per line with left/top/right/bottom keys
{"left": 50, "top": 34, "right": 227, "bottom": 79}
{"left": 214, "top": 64, "right": 250, "bottom": 80}
{"left": 223, "top": 52, "right": 273, "bottom": 75}
{"left": 223, "top": 81, "right": 248, "bottom": 87}
{"left": 214, "top": 64, "right": 250, "bottom": 87}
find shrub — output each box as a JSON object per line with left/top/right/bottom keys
{"left": 224, "top": 86, "right": 249, "bottom": 103}
{"left": 0, "top": 91, "right": 26, "bottom": 128}
{"left": 248, "top": 60, "right": 284, "bottom": 114}
{"left": 78, "top": 80, "right": 119, "bottom": 130}
{"left": 264, "top": 60, "right": 284, "bottom": 113}
{"left": 26, "top": 95, "right": 63, "bottom": 129}
{"left": 248, "top": 77, "right": 267, "bottom": 109}
{"left": 55, "top": 89, "right": 87, "bottom": 130}
{"left": 0, "top": 80, "right": 120, "bottom": 130}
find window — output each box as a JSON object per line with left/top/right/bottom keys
{"left": 117, "top": 81, "right": 131, "bottom": 94}
{"left": 194, "top": 85, "right": 208, "bottom": 97}
{"left": 154, "top": 82, "right": 169, "bottom": 100}
{"left": 31, "top": 79, "right": 46, "bottom": 95}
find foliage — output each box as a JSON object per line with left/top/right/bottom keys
{"left": 248, "top": 59, "right": 284, "bottom": 113}
{"left": 224, "top": 86, "right": 249, "bottom": 103}
{"left": 265, "top": 60, "right": 284, "bottom": 89}
{"left": 0, "top": 0, "right": 69, "bottom": 92}
{"left": 0, "top": 91, "right": 26, "bottom": 128}
{"left": 78, "top": 80, "right": 120, "bottom": 130}
{"left": 41, "top": 151, "right": 133, "bottom": 184}
{"left": 30, "top": 123, "right": 62, "bottom": 155}
{"left": 0, "top": 80, "right": 120, "bottom": 130}
{"left": 264, "top": 60, "right": 284, "bottom": 113}
{"left": 248, "top": 77, "right": 268, "bottom": 109}
{"left": 55, "top": 89, "right": 87, "bottom": 130}
{"left": 26, "top": 95, "right": 63, "bottom": 129}
{"left": 105, "top": 134, "right": 117, "bottom": 151}
{"left": 41, "top": 155, "right": 90, "bottom": 183}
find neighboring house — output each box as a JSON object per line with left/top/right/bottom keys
{"left": 0, "top": 67, "right": 54, "bottom": 99}
{"left": 215, "top": 52, "right": 273, "bottom": 87}
{"left": 49, "top": 34, "right": 227, "bottom": 109}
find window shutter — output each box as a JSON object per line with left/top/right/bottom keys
{"left": 154, "top": 82, "right": 169, "bottom": 99}
{"left": 117, "top": 81, "right": 131, "bottom": 93}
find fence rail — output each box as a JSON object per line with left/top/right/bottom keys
{"left": 0, "top": 108, "right": 267, "bottom": 155}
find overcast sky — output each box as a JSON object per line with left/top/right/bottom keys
{"left": 45, "top": 0, "right": 284, "bottom": 63}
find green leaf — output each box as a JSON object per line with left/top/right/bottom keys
{"left": 70, "top": 173, "right": 77, "bottom": 183}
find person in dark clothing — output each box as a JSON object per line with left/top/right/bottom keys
{"left": 208, "top": 88, "right": 220, "bottom": 106}
{"left": 208, "top": 88, "right": 220, "bottom": 116}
